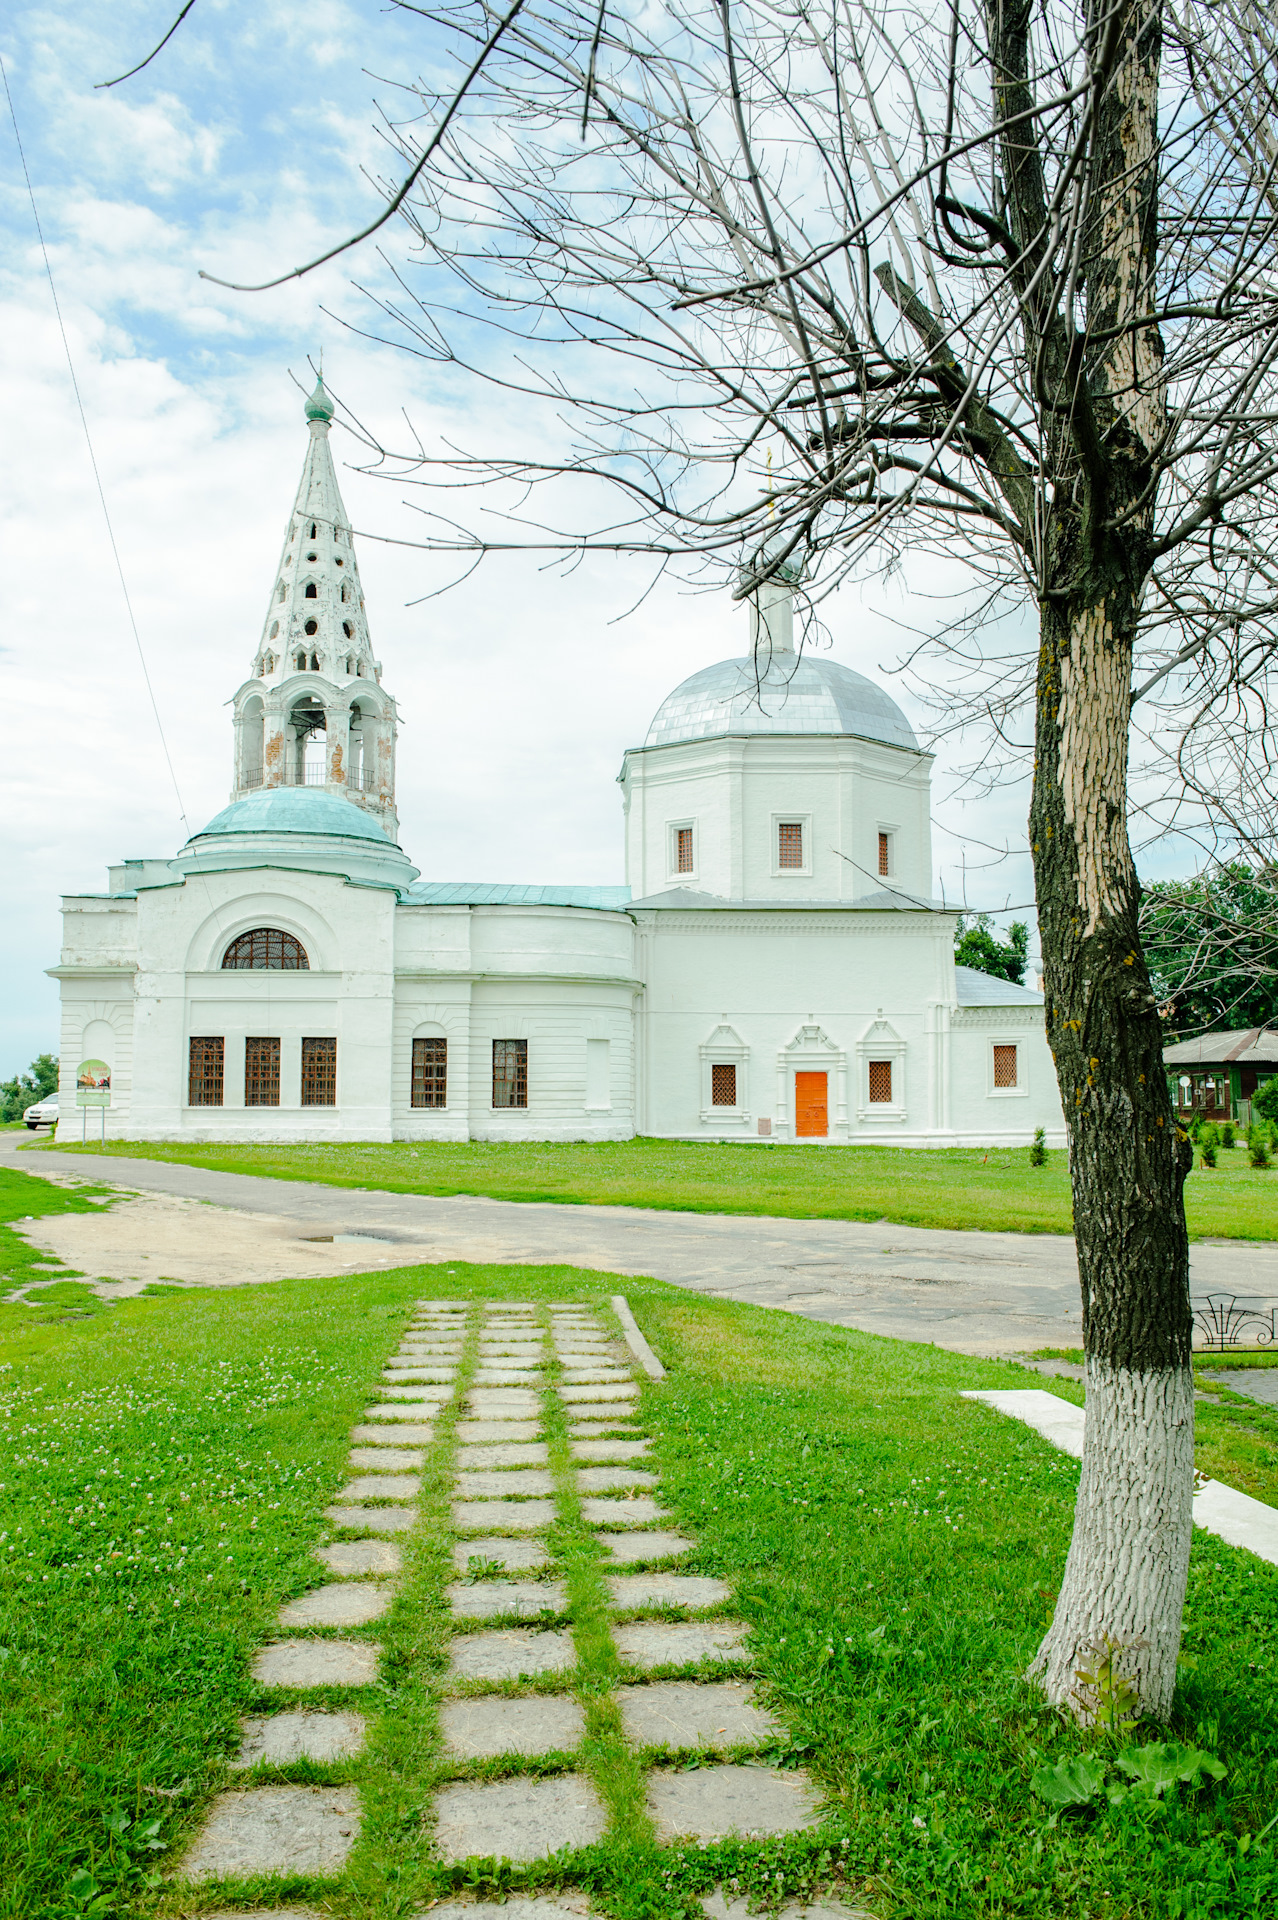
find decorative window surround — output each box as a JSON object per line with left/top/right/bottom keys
{"left": 987, "top": 1037, "right": 1030, "bottom": 1097}
{"left": 776, "top": 1022, "right": 848, "bottom": 1136}
{"left": 668, "top": 818, "right": 698, "bottom": 881}
{"left": 856, "top": 1014, "right": 908, "bottom": 1122}
{"left": 700, "top": 1023, "right": 749, "bottom": 1124}
{"left": 771, "top": 812, "right": 813, "bottom": 878}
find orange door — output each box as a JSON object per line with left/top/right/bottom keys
{"left": 795, "top": 1071, "right": 828, "bottom": 1137}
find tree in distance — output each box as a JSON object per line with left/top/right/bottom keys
{"left": 1141, "top": 864, "right": 1278, "bottom": 1040}
{"left": 1, "top": 1053, "right": 57, "bottom": 1125}
{"left": 955, "top": 916, "right": 1029, "bottom": 987}
{"left": 122, "top": 0, "right": 1278, "bottom": 1721}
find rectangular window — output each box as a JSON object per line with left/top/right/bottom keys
{"left": 711, "top": 1062, "right": 737, "bottom": 1106}
{"left": 777, "top": 821, "right": 804, "bottom": 869}
{"left": 676, "top": 826, "right": 694, "bottom": 873}
{"left": 878, "top": 831, "right": 891, "bottom": 876}
{"left": 868, "top": 1059, "right": 893, "bottom": 1104}
{"left": 188, "top": 1036, "right": 224, "bottom": 1107}
{"left": 586, "top": 1037, "right": 610, "bottom": 1109}
{"left": 493, "top": 1038, "right": 528, "bottom": 1109}
{"left": 301, "top": 1036, "right": 337, "bottom": 1106}
{"left": 412, "top": 1036, "right": 448, "bottom": 1108}
{"left": 245, "top": 1036, "right": 281, "bottom": 1107}
{"left": 993, "top": 1044, "right": 1018, "bottom": 1089}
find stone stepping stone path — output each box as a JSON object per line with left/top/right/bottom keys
{"left": 178, "top": 1292, "right": 823, "bottom": 1901}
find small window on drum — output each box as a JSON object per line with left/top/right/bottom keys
{"left": 222, "top": 928, "right": 309, "bottom": 970}
{"left": 777, "top": 821, "right": 804, "bottom": 868}
{"left": 676, "top": 827, "right": 694, "bottom": 873}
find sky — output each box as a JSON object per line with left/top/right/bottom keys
{"left": 0, "top": 0, "right": 1152, "bottom": 1080}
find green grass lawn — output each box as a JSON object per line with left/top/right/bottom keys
{"left": 2, "top": 1164, "right": 1277, "bottom": 1918}
{"left": 39, "top": 1133, "right": 1278, "bottom": 1239}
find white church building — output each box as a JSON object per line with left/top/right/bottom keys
{"left": 54, "top": 378, "right": 1064, "bottom": 1147}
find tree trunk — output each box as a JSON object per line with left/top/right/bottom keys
{"left": 1028, "top": 587, "right": 1195, "bottom": 1724}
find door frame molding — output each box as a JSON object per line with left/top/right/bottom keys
{"left": 776, "top": 1023, "right": 847, "bottom": 1138}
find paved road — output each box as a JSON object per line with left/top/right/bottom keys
{"left": 8, "top": 1140, "right": 1278, "bottom": 1354}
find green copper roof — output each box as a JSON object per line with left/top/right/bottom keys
{"left": 195, "top": 788, "right": 395, "bottom": 844}
{"left": 304, "top": 373, "right": 335, "bottom": 423}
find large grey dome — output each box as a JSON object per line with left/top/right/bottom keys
{"left": 645, "top": 653, "right": 918, "bottom": 751}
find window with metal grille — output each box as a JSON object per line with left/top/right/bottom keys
{"left": 188, "top": 1036, "right": 224, "bottom": 1107}
{"left": 412, "top": 1037, "right": 448, "bottom": 1108}
{"left": 493, "top": 1039, "right": 528, "bottom": 1108}
{"left": 993, "top": 1044, "right": 1018, "bottom": 1088}
{"left": 868, "top": 1059, "right": 893, "bottom": 1103}
{"left": 778, "top": 821, "right": 804, "bottom": 868}
{"left": 245, "top": 1036, "right": 281, "bottom": 1106}
{"left": 711, "top": 1062, "right": 737, "bottom": 1106}
{"left": 676, "top": 826, "right": 694, "bottom": 873}
{"left": 878, "top": 831, "right": 890, "bottom": 876}
{"left": 301, "top": 1036, "right": 337, "bottom": 1106}
{"left": 222, "top": 928, "right": 309, "bottom": 970}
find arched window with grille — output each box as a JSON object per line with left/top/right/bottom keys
{"left": 222, "top": 928, "right": 310, "bottom": 970}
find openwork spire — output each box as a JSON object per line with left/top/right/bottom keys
{"left": 229, "top": 374, "right": 399, "bottom": 835}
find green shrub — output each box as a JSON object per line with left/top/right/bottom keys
{"left": 1220, "top": 1120, "right": 1236, "bottom": 1148}
{"left": 1200, "top": 1139, "right": 1218, "bottom": 1168}
{"left": 1200, "top": 1120, "right": 1220, "bottom": 1149}
{"left": 1248, "top": 1127, "right": 1271, "bottom": 1169}
{"left": 1253, "top": 1074, "right": 1278, "bottom": 1127}
{"left": 1029, "top": 1127, "right": 1047, "bottom": 1167}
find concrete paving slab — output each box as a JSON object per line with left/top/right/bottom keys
{"left": 615, "top": 1621, "right": 750, "bottom": 1671}
{"left": 231, "top": 1709, "right": 367, "bottom": 1768}
{"left": 571, "top": 1439, "right": 651, "bottom": 1461}
{"left": 316, "top": 1538, "right": 402, "bottom": 1578}
{"left": 432, "top": 1773, "right": 606, "bottom": 1863}
{"left": 337, "top": 1474, "right": 421, "bottom": 1502}
{"left": 456, "top": 1442, "right": 550, "bottom": 1469}
{"left": 646, "top": 1764, "right": 819, "bottom": 1842}
{"left": 419, "top": 1903, "right": 595, "bottom": 1920}
{"left": 576, "top": 1466, "right": 658, "bottom": 1492}
{"left": 279, "top": 1582, "right": 393, "bottom": 1628}
{"left": 618, "top": 1681, "right": 780, "bottom": 1750}
{"left": 581, "top": 1497, "right": 672, "bottom": 1527}
{"left": 448, "top": 1627, "right": 577, "bottom": 1683}
{"left": 362, "top": 1404, "right": 440, "bottom": 1425}
{"left": 454, "top": 1499, "right": 558, "bottom": 1531}
{"left": 608, "top": 1574, "right": 731, "bottom": 1612}
{"left": 324, "top": 1505, "right": 416, "bottom": 1532}
{"left": 388, "top": 1351, "right": 461, "bottom": 1364}
{"left": 456, "top": 1469, "right": 556, "bottom": 1498}
{"left": 569, "top": 1402, "right": 643, "bottom": 1423}
{"left": 181, "top": 1785, "right": 361, "bottom": 1880}
{"left": 201, "top": 1909, "right": 323, "bottom": 1920}
{"left": 475, "top": 1369, "right": 546, "bottom": 1385}
{"left": 439, "top": 1695, "right": 586, "bottom": 1761}
{"left": 349, "top": 1446, "right": 425, "bottom": 1471}
{"left": 378, "top": 1384, "right": 453, "bottom": 1402}
{"left": 383, "top": 1368, "right": 456, "bottom": 1383}
{"left": 352, "top": 1420, "right": 434, "bottom": 1445}
{"left": 561, "top": 1383, "right": 637, "bottom": 1403}
{"left": 598, "top": 1530, "right": 695, "bottom": 1564}
{"left": 570, "top": 1419, "right": 641, "bottom": 1439}
{"left": 562, "top": 1370, "right": 632, "bottom": 1385}
{"left": 447, "top": 1579, "right": 568, "bottom": 1620}
{"left": 456, "top": 1419, "right": 543, "bottom": 1443}
{"left": 467, "top": 1389, "right": 542, "bottom": 1416}
{"left": 252, "top": 1639, "right": 381, "bottom": 1687}
{"left": 453, "top": 1537, "right": 552, "bottom": 1574}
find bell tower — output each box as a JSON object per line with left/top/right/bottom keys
{"left": 230, "top": 373, "right": 399, "bottom": 836}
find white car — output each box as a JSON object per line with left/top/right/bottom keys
{"left": 23, "top": 1093, "right": 60, "bottom": 1129}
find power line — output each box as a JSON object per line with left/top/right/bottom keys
{"left": 1, "top": 53, "right": 189, "bottom": 834}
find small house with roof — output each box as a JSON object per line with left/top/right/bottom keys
{"left": 52, "top": 379, "right": 1065, "bottom": 1147}
{"left": 1163, "top": 1029, "right": 1278, "bottom": 1127}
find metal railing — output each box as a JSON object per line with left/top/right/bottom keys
{"left": 1192, "top": 1294, "right": 1278, "bottom": 1351}
{"left": 238, "top": 764, "right": 383, "bottom": 794}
